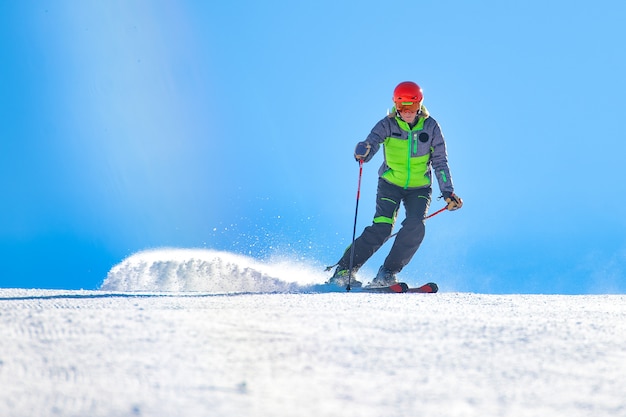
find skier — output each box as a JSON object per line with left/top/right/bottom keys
{"left": 328, "top": 81, "right": 463, "bottom": 288}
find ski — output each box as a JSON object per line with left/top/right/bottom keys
{"left": 313, "top": 282, "right": 438, "bottom": 293}
{"left": 406, "top": 282, "right": 438, "bottom": 293}
{"left": 357, "top": 282, "right": 438, "bottom": 293}
{"left": 360, "top": 282, "right": 409, "bottom": 293}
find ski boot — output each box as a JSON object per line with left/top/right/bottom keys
{"left": 366, "top": 266, "right": 399, "bottom": 288}
{"left": 326, "top": 267, "right": 362, "bottom": 288}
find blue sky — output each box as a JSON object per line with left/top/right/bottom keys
{"left": 1, "top": 1, "right": 625, "bottom": 293}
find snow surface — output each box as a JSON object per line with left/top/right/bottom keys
{"left": 2, "top": 248, "right": 625, "bottom": 417}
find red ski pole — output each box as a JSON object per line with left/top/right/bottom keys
{"left": 424, "top": 205, "right": 447, "bottom": 220}
{"left": 383, "top": 205, "right": 448, "bottom": 243}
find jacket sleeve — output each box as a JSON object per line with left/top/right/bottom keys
{"left": 430, "top": 120, "right": 455, "bottom": 196}
{"left": 360, "top": 117, "right": 390, "bottom": 162}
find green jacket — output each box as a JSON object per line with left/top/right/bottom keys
{"left": 362, "top": 108, "right": 454, "bottom": 195}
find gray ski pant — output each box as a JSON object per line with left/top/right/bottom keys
{"left": 338, "top": 178, "right": 432, "bottom": 274}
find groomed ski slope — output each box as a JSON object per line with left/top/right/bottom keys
{"left": 1, "top": 249, "right": 624, "bottom": 417}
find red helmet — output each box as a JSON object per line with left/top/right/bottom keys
{"left": 393, "top": 81, "right": 423, "bottom": 111}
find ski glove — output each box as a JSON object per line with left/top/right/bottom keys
{"left": 354, "top": 141, "right": 371, "bottom": 162}
{"left": 443, "top": 192, "right": 463, "bottom": 211}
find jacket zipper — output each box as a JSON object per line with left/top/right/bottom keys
{"left": 405, "top": 130, "right": 415, "bottom": 189}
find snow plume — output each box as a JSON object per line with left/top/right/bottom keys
{"left": 100, "top": 248, "right": 328, "bottom": 292}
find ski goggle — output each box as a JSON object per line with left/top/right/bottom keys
{"left": 395, "top": 101, "right": 420, "bottom": 112}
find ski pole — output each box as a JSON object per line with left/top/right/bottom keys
{"left": 383, "top": 205, "right": 448, "bottom": 243}
{"left": 346, "top": 160, "right": 364, "bottom": 291}
{"left": 425, "top": 205, "right": 448, "bottom": 220}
